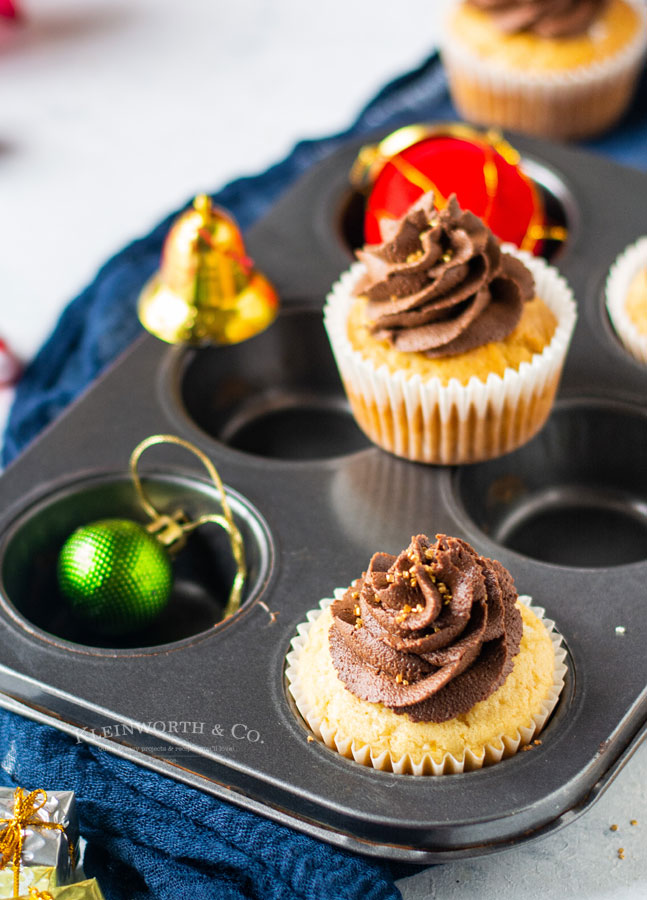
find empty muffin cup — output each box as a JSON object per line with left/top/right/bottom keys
{"left": 177, "top": 308, "right": 371, "bottom": 461}
{"left": 455, "top": 400, "right": 647, "bottom": 568}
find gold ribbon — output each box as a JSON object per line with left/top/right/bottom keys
{"left": 28, "top": 889, "right": 54, "bottom": 900}
{"left": 0, "top": 788, "right": 74, "bottom": 899}
{"left": 129, "top": 434, "right": 247, "bottom": 619}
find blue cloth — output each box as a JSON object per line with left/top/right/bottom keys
{"left": 1, "top": 52, "right": 646, "bottom": 900}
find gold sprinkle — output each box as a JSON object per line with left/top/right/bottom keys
{"left": 403, "top": 679, "right": 409, "bottom": 685}
{"left": 618, "top": 848, "right": 625, "bottom": 860}
{"left": 610, "top": 824, "right": 618, "bottom": 832}
{"left": 533, "top": 739, "right": 542, "bottom": 746}
{"left": 631, "top": 819, "right": 638, "bottom": 826}
{"left": 403, "top": 604, "right": 412, "bottom": 614}
{"left": 424, "top": 548, "right": 434, "bottom": 559}
{"left": 409, "top": 577, "right": 417, "bottom": 588}
{"left": 354, "top": 618, "right": 363, "bottom": 629}
{"left": 352, "top": 591, "right": 359, "bottom": 599}
{"left": 415, "top": 604, "right": 424, "bottom": 613}
{"left": 386, "top": 574, "right": 394, "bottom": 583}
{"left": 307, "top": 736, "right": 315, "bottom": 743}
{"left": 406, "top": 250, "right": 423, "bottom": 263}
{"left": 441, "top": 250, "right": 453, "bottom": 263}
{"left": 395, "top": 673, "right": 404, "bottom": 684}
{"left": 354, "top": 605, "right": 361, "bottom": 616}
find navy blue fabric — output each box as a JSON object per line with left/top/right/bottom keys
{"left": 1, "top": 51, "right": 646, "bottom": 900}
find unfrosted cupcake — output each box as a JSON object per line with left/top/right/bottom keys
{"left": 324, "top": 191, "right": 576, "bottom": 464}
{"left": 286, "top": 533, "right": 566, "bottom": 775}
{"left": 606, "top": 236, "right": 647, "bottom": 365}
{"left": 441, "top": 0, "right": 647, "bottom": 140}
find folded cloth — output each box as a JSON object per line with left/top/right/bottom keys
{"left": 1, "top": 51, "right": 646, "bottom": 900}
{"left": 0, "top": 710, "right": 401, "bottom": 900}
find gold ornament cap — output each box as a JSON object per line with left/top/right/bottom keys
{"left": 138, "top": 195, "right": 279, "bottom": 345}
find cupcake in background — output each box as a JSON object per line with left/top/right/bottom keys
{"left": 324, "top": 191, "right": 576, "bottom": 465}
{"left": 440, "top": 0, "right": 647, "bottom": 141}
{"left": 286, "top": 533, "right": 567, "bottom": 775}
{"left": 606, "top": 236, "right": 647, "bottom": 365}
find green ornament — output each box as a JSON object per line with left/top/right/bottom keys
{"left": 55, "top": 434, "right": 247, "bottom": 638}
{"left": 57, "top": 518, "right": 173, "bottom": 635}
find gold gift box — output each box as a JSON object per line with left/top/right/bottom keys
{"left": 15, "top": 878, "right": 105, "bottom": 900}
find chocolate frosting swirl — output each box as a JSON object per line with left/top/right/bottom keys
{"left": 329, "top": 534, "right": 523, "bottom": 723}
{"left": 466, "top": 0, "right": 608, "bottom": 38}
{"left": 354, "top": 193, "right": 535, "bottom": 358}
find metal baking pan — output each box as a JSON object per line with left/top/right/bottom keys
{"left": 0, "top": 130, "right": 646, "bottom": 863}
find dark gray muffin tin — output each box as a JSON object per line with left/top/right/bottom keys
{"left": 0, "top": 131, "right": 646, "bottom": 863}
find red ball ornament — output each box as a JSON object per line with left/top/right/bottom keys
{"left": 0, "top": 337, "right": 21, "bottom": 387}
{"left": 356, "top": 124, "right": 546, "bottom": 255}
{"left": 0, "top": 1, "right": 19, "bottom": 20}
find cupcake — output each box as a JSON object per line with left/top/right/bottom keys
{"left": 286, "top": 533, "right": 566, "bottom": 775}
{"left": 606, "top": 236, "right": 647, "bottom": 365}
{"left": 440, "top": 0, "right": 647, "bottom": 141}
{"left": 324, "top": 191, "right": 577, "bottom": 465}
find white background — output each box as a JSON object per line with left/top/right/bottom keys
{"left": 1, "top": 2, "right": 647, "bottom": 897}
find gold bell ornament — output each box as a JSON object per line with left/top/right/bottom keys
{"left": 138, "top": 194, "right": 279, "bottom": 345}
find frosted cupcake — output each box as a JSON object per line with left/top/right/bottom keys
{"left": 606, "top": 236, "right": 647, "bottom": 365}
{"left": 441, "top": 0, "right": 647, "bottom": 140}
{"left": 324, "top": 191, "right": 576, "bottom": 464}
{"left": 286, "top": 533, "right": 566, "bottom": 775}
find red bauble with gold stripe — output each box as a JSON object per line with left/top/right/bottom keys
{"left": 355, "top": 124, "right": 546, "bottom": 255}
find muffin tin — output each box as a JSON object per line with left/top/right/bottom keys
{"left": 0, "top": 130, "right": 646, "bottom": 862}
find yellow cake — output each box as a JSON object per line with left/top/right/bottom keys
{"left": 625, "top": 266, "right": 647, "bottom": 337}
{"left": 347, "top": 294, "right": 557, "bottom": 386}
{"left": 441, "top": 0, "right": 647, "bottom": 140}
{"left": 606, "top": 236, "right": 647, "bottom": 364}
{"left": 286, "top": 534, "right": 567, "bottom": 775}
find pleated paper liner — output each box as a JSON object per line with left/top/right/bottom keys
{"left": 285, "top": 594, "right": 567, "bottom": 776}
{"left": 439, "top": 0, "right": 647, "bottom": 141}
{"left": 606, "top": 235, "right": 647, "bottom": 366}
{"left": 323, "top": 249, "right": 577, "bottom": 465}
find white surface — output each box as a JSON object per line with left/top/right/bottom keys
{"left": 398, "top": 740, "right": 647, "bottom": 899}
{"left": 1, "top": 3, "right": 646, "bottom": 898}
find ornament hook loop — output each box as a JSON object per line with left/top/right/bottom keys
{"left": 129, "top": 434, "right": 246, "bottom": 619}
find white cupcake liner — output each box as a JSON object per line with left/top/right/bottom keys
{"left": 605, "top": 236, "right": 647, "bottom": 365}
{"left": 440, "top": 0, "right": 647, "bottom": 139}
{"left": 285, "top": 592, "right": 567, "bottom": 776}
{"left": 324, "top": 248, "right": 577, "bottom": 465}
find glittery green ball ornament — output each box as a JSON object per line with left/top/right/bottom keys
{"left": 57, "top": 518, "right": 173, "bottom": 635}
